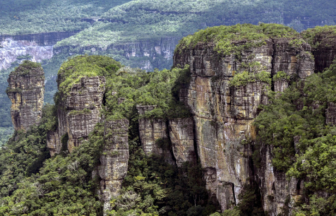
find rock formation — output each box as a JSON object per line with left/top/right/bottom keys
{"left": 47, "top": 76, "right": 105, "bottom": 155}
{"left": 98, "top": 119, "right": 129, "bottom": 214}
{"left": 173, "top": 36, "right": 314, "bottom": 213}
{"left": 6, "top": 61, "right": 44, "bottom": 131}
{"left": 168, "top": 118, "right": 196, "bottom": 167}
{"left": 136, "top": 105, "right": 174, "bottom": 164}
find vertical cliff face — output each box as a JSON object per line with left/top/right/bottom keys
{"left": 6, "top": 61, "right": 44, "bottom": 131}
{"left": 173, "top": 33, "right": 314, "bottom": 212}
{"left": 98, "top": 119, "right": 129, "bottom": 214}
{"left": 136, "top": 105, "right": 174, "bottom": 164}
{"left": 168, "top": 118, "right": 196, "bottom": 167}
{"left": 302, "top": 28, "right": 336, "bottom": 73}
{"left": 47, "top": 76, "right": 105, "bottom": 155}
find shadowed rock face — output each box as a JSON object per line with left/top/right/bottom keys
{"left": 173, "top": 37, "right": 314, "bottom": 213}
{"left": 98, "top": 119, "right": 129, "bottom": 214}
{"left": 168, "top": 118, "right": 196, "bottom": 167}
{"left": 47, "top": 76, "right": 105, "bottom": 156}
{"left": 7, "top": 63, "right": 44, "bottom": 131}
{"left": 307, "top": 32, "right": 336, "bottom": 73}
{"left": 136, "top": 105, "right": 175, "bottom": 164}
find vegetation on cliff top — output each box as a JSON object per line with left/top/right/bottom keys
{"left": 10, "top": 60, "right": 43, "bottom": 76}
{"left": 175, "top": 23, "right": 299, "bottom": 56}
{"left": 302, "top": 25, "right": 336, "bottom": 49}
{"left": 58, "top": 55, "right": 191, "bottom": 120}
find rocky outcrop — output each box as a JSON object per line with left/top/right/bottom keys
{"left": 98, "top": 119, "right": 129, "bottom": 214}
{"left": 136, "top": 105, "right": 174, "bottom": 164}
{"left": 258, "top": 145, "right": 303, "bottom": 215}
{"left": 47, "top": 76, "right": 105, "bottom": 155}
{"left": 6, "top": 62, "right": 44, "bottom": 131}
{"left": 168, "top": 118, "right": 196, "bottom": 167}
{"left": 302, "top": 29, "right": 336, "bottom": 73}
{"left": 173, "top": 37, "right": 314, "bottom": 212}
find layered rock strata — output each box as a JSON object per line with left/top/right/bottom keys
{"left": 168, "top": 118, "right": 196, "bottom": 167}
{"left": 136, "top": 105, "right": 174, "bottom": 164}
{"left": 47, "top": 76, "right": 105, "bottom": 155}
{"left": 7, "top": 63, "right": 44, "bottom": 131}
{"left": 98, "top": 119, "right": 129, "bottom": 214}
{"left": 173, "top": 37, "right": 314, "bottom": 212}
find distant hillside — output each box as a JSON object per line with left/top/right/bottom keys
{"left": 56, "top": 0, "right": 336, "bottom": 48}
{"left": 0, "top": 0, "right": 131, "bottom": 35}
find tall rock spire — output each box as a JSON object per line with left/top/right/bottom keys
{"left": 6, "top": 60, "right": 45, "bottom": 131}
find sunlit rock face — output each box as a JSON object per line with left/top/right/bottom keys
{"left": 47, "top": 76, "right": 105, "bottom": 156}
{"left": 7, "top": 64, "right": 45, "bottom": 131}
{"left": 98, "top": 119, "right": 129, "bottom": 214}
{"left": 173, "top": 37, "right": 314, "bottom": 213}
{"left": 0, "top": 38, "right": 53, "bottom": 71}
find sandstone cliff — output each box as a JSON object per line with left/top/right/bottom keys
{"left": 47, "top": 76, "right": 105, "bottom": 155}
{"left": 6, "top": 61, "right": 44, "bottom": 131}
{"left": 98, "top": 119, "right": 129, "bottom": 214}
{"left": 173, "top": 26, "right": 314, "bottom": 213}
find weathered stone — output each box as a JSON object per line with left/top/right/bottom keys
{"left": 258, "top": 145, "right": 303, "bottom": 216}
{"left": 274, "top": 79, "right": 289, "bottom": 92}
{"left": 302, "top": 30, "right": 336, "bottom": 72}
{"left": 136, "top": 105, "right": 174, "bottom": 164}
{"left": 168, "top": 118, "right": 196, "bottom": 167}
{"left": 173, "top": 37, "right": 314, "bottom": 212}
{"left": 7, "top": 63, "right": 44, "bottom": 131}
{"left": 47, "top": 130, "right": 61, "bottom": 157}
{"left": 47, "top": 76, "right": 105, "bottom": 155}
{"left": 98, "top": 119, "right": 129, "bottom": 214}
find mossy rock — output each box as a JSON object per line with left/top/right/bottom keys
{"left": 57, "top": 55, "right": 122, "bottom": 96}
{"left": 301, "top": 26, "right": 336, "bottom": 49}
{"left": 175, "top": 23, "right": 299, "bottom": 56}
{"left": 10, "top": 60, "right": 43, "bottom": 76}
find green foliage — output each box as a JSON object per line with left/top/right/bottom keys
{"left": 103, "top": 63, "right": 192, "bottom": 120}
{"left": 57, "top": 55, "right": 122, "bottom": 96}
{"left": 273, "top": 71, "right": 290, "bottom": 81}
{"left": 302, "top": 26, "right": 336, "bottom": 49}
{"left": 230, "top": 71, "right": 271, "bottom": 87}
{"left": 109, "top": 139, "right": 217, "bottom": 215}
{"left": 0, "top": 104, "right": 56, "bottom": 199}
{"left": 236, "top": 182, "right": 265, "bottom": 216}
{"left": 176, "top": 23, "right": 298, "bottom": 56}
{"left": 0, "top": 113, "right": 105, "bottom": 215}
{"left": 11, "top": 60, "right": 42, "bottom": 76}
{"left": 254, "top": 61, "right": 336, "bottom": 215}
{"left": 56, "top": 0, "right": 336, "bottom": 48}
{"left": 68, "top": 108, "right": 92, "bottom": 116}
{"left": 255, "top": 61, "right": 336, "bottom": 172}
{"left": 0, "top": 127, "right": 13, "bottom": 146}
{"left": 0, "top": 0, "right": 131, "bottom": 35}
{"left": 292, "top": 194, "right": 336, "bottom": 216}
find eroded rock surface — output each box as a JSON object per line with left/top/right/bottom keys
{"left": 174, "top": 37, "right": 314, "bottom": 212}
{"left": 47, "top": 76, "right": 105, "bottom": 155}
{"left": 98, "top": 119, "right": 129, "bottom": 214}
{"left": 136, "top": 105, "right": 174, "bottom": 164}
{"left": 168, "top": 118, "right": 196, "bottom": 167}
{"left": 7, "top": 63, "right": 44, "bottom": 131}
